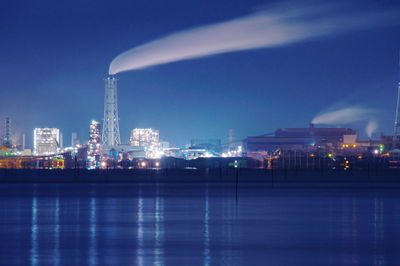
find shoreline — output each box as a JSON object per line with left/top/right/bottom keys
{"left": 0, "top": 168, "right": 399, "bottom": 184}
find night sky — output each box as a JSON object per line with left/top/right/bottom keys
{"left": 1, "top": 0, "right": 399, "bottom": 148}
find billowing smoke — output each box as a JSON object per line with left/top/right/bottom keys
{"left": 366, "top": 120, "right": 378, "bottom": 139}
{"left": 312, "top": 106, "right": 376, "bottom": 125}
{"left": 109, "top": 2, "right": 399, "bottom": 74}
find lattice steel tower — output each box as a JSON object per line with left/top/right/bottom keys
{"left": 102, "top": 76, "right": 121, "bottom": 146}
{"left": 393, "top": 52, "right": 400, "bottom": 149}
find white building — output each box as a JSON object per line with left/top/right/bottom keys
{"left": 130, "top": 128, "right": 159, "bottom": 147}
{"left": 34, "top": 128, "right": 62, "bottom": 155}
{"left": 130, "top": 128, "right": 162, "bottom": 158}
{"left": 71, "top": 132, "right": 79, "bottom": 147}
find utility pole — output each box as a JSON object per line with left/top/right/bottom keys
{"left": 393, "top": 52, "right": 400, "bottom": 149}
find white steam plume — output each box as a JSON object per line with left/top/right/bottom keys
{"left": 109, "top": 2, "right": 399, "bottom": 74}
{"left": 366, "top": 120, "right": 378, "bottom": 139}
{"left": 312, "top": 106, "right": 376, "bottom": 125}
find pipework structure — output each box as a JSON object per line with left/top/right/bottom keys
{"left": 2, "top": 117, "right": 12, "bottom": 148}
{"left": 393, "top": 53, "right": 400, "bottom": 149}
{"left": 102, "top": 76, "right": 121, "bottom": 146}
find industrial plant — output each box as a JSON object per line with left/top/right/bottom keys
{"left": 1, "top": 56, "right": 400, "bottom": 174}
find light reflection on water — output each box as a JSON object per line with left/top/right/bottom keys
{"left": 88, "top": 196, "right": 97, "bottom": 266}
{"left": 137, "top": 188, "right": 144, "bottom": 266}
{"left": 54, "top": 196, "right": 60, "bottom": 266}
{"left": 154, "top": 183, "right": 165, "bottom": 266}
{"left": 1, "top": 183, "right": 400, "bottom": 265}
{"left": 30, "top": 188, "right": 38, "bottom": 266}
{"left": 203, "top": 183, "right": 210, "bottom": 266}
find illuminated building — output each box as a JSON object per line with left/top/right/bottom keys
{"left": 2, "top": 117, "right": 12, "bottom": 148}
{"left": 221, "top": 145, "right": 243, "bottom": 157}
{"left": 181, "top": 147, "right": 217, "bottom": 160}
{"left": 33, "top": 128, "right": 62, "bottom": 155}
{"left": 130, "top": 128, "right": 159, "bottom": 147}
{"left": 130, "top": 128, "right": 162, "bottom": 158}
{"left": 244, "top": 124, "right": 357, "bottom": 157}
{"left": 87, "top": 120, "right": 102, "bottom": 169}
{"left": 89, "top": 121, "right": 101, "bottom": 146}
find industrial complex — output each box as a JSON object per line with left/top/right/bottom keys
{"left": 1, "top": 60, "right": 400, "bottom": 173}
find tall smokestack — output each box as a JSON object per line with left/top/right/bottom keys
{"left": 60, "top": 133, "right": 63, "bottom": 148}
{"left": 22, "top": 133, "right": 26, "bottom": 150}
{"left": 71, "top": 132, "right": 78, "bottom": 147}
{"left": 228, "top": 129, "right": 234, "bottom": 151}
{"left": 102, "top": 76, "right": 121, "bottom": 146}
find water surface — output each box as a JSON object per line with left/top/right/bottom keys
{"left": 0, "top": 183, "right": 399, "bottom": 265}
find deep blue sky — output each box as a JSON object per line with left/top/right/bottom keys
{"left": 1, "top": 0, "right": 399, "bottom": 147}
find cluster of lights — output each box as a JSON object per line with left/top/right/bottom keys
{"left": 183, "top": 148, "right": 216, "bottom": 160}
{"left": 135, "top": 160, "right": 161, "bottom": 168}
{"left": 221, "top": 146, "right": 243, "bottom": 157}
{"left": 130, "top": 128, "right": 165, "bottom": 159}
{"left": 342, "top": 144, "right": 357, "bottom": 148}
{"left": 379, "top": 144, "right": 385, "bottom": 153}
{"left": 87, "top": 120, "right": 102, "bottom": 169}
{"left": 130, "top": 128, "right": 159, "bottom": 147}
{"left": 309, "top": 153, "right": 335, "bottom": 158}
{"left": 344, "top": 160, "right": 350, "bottom": 169}
{"left": 146, "top": 146, "right": 165, "bottom": 159}
{"left": 373, "top": 145, "right": 385, "bottom": 155}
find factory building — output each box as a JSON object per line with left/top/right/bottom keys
{"left": 2, "top": 117, "right": 12, "bottom": 148}
{"left": 89, "top": 121, "right": 101, "bottom": 148}
{"left": 33, "top": 128, "right": 62, "bottom": 155}
{"left": 244, "top": 124, "right": 358, "bottom": 157}
{"left": 87, "top": 120, "right": 102, "bottom": 168}
{"left": 190, "top": 138, "right": 222, "bottom": 153}
{"left": 130, "top": 128, "right": 159, "bottom": 147}
{"left": 130, "top": 128, "right": 162, "bottom": 158}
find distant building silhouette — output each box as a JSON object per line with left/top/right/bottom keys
{"left": 244, "top": 124, "right": 357, "bottom": 156}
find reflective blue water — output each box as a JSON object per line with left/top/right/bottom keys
{"left": 0, "top": 183, "right": 400, "bottom": 265}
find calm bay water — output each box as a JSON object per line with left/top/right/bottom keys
{"left": 0, "top": 183, "right": 399, "bottom": 265}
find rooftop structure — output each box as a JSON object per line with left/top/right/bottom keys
{"left": 190, "top": 138, "right": 222, "bottom": 153}
{"left": 244, "top": 124, "right": 358, "bottom": 156}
